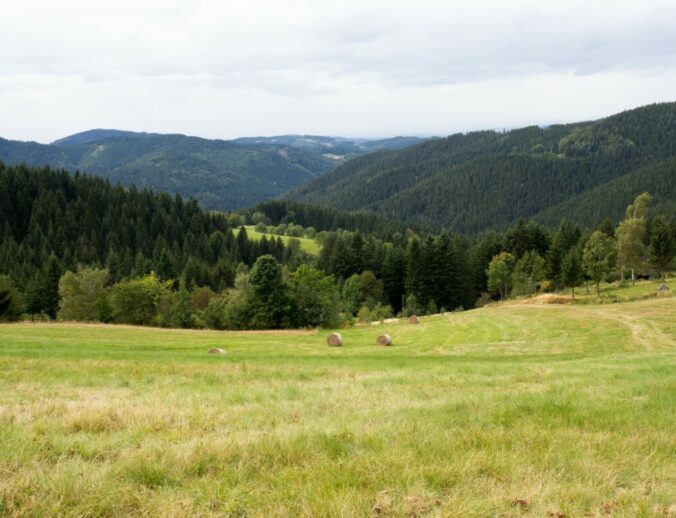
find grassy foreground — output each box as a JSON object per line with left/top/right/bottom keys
{"left": 1, "top": 298, "right": 675, "bottom": 516}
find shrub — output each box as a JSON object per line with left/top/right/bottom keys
{"left": 370, "top": 303, "right": 393, "bottom": 321}
{"left": 356, "top": 306, "right": 371, "bottom": 323}
{"left": 200, "top": 295, "right": 229, "bottom": 329}
{"left": 57, "top": 267, "right": 110, "bottom": 322}
{"left": 109, "top": 273, "right": 172, "bottom": 326}
{"left": 288, "top": 265, "right": 341, "bottom": 328}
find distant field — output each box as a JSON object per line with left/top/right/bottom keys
{"left": 237, "top": 225, "right": 321, "bottom": 255}
{"left": 1, "top": 296, "right": 675, "bottom": 516}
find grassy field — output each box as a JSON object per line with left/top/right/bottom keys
{"left": 1, "top": 297, "right": 675, "bottom": 516}
{"left": 557, "top": 277, "right": 675, "bottom": 304}
{"left": 237, "top": 226, "right": 321, "bottom": 255}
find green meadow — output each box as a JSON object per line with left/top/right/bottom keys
{"left": 238, "top": 225, "right": 321, "bottom": 255}
{"left": 1, "top": 291, "right": 675, "bottom": 516}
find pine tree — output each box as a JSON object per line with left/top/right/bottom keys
{"left": 247, "top": 255, "right": 290, "bottom": 329}
{"left": 0, "top": 275, "right": 24, "bottom": 322}
{"left": 561, "top": 249, "right": 583, "bottom": 299}
{"left": 648, "top": 215, "right": 674, "bottom": 280}
{"left": 382, "top": 246, "right": 406, "bottom": 312}
{"left": 405, "top": 239, "right": 424, "bottom": 302}
{"left": 157, "top": 249, "right": 177, "bottom": 282}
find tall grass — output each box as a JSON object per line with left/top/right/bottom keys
{"left": 1, "top": 296, "right": 674, "bottom": 516}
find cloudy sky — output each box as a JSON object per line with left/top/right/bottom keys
{"left": 2, "top": 0, "right": 675, "bottom": 142}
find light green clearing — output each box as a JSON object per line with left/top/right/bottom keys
{"left": 237, "top": 225, "right": 321, "bottom": 255}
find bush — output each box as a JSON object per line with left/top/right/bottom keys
{"left": 222, "top": 289, "right": 253, "bottom": 330}
{"left": 402, "top": 294, "right": 421, "bottom": 317}
{"left": 288, "top": 265, "right": 341, "bottom": 328}
{"left": 109, "top": 273, "right": 172, "bottom": 326}
{"left": 57, "top": 267, "right": 110, "bottom": 322}
{"left": 200, "top": 295, "right": 229, "bottom": 329}
{"left": 190, "top": 286, "right": 216, "bottom": 312}
{"left": 370, "top": 303, "right": 394, "bottom": 321}
{"left": 356, "top": 306, "right": 371, "bottom": 323}
{"left": 21, "top": 312, "right": 50, "bottom": 322}
{"left": 169, "top": 286, "right": 195, "bottom": 328}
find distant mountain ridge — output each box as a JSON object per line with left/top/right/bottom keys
{"left": 286, "top": 103, "right": 676, "bottom": 233}
{"left": 0, "top": 130, "right": 429, "bottom": 211}
{"left": 51, "top": 129, "right": 159, "bottom": 146}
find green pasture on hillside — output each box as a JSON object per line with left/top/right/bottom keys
{"left": 0, "top": 295, "right": 674, "bottom": 516}
{"left": 237, "top": 225, "right": 321, "bottom": 255}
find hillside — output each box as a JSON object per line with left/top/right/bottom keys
{"left": 1, "top": 295, "right": 674, "bottom": 515}
{"left": 0, "top": 132, "right": 427, "bottom": 211}
{"left": 0, "top": 162, "right": 299, "bottom": 318}
{"left": 287, "top": 103, "right": 676, "bottom": 233}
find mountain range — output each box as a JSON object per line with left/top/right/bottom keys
{"left": 286, "top": 103, "right": 676, "bottom": 233}
{"left": 2, "top": 103, "right": 674, "bottom": 234}
{"left": 0, "top": 130, "right": 427, "bottom": 211}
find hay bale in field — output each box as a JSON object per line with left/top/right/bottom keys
{"left": 208, "top": 348, "right": 226, "bottom": 355}
{"left": 408, "top": 315, "right": 420, "bottom": 324}
{"left": 524, "top": 294, "right": 572, "bottom": 305}
{"left": 326, "top": 333, "right": 343, "bottom": 347}
{"left": 376, "top": 334, "right": 392, "bottom": 346}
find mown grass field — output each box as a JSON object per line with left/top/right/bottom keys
{"left": 238, "top": 226, "right": 321, "bottom": 255}
{"left": 1, "top": 294, "right": 675, "bottom": 516}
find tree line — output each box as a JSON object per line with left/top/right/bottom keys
{"left": 0, "top": 163, "right": 674, "bottom": 328}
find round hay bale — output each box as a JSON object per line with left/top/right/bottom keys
{"left": 327, "top": 333, "right": 343, "bottom": 347}
{"left": 208, "top": 348, "right": 226, "bottom": 355}
{"left": 408, "top": 315, "right": 420, "bottom": 324}
{"left": 376, "top": 334, "right": 392, "bottom": 346}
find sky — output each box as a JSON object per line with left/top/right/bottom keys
{"left": 2, "top": 0, "right": 676, "bottom": 143}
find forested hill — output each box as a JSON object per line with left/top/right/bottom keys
{"left": 0, "top": 162, "right": 298, "bottom": 318}
{"left": 0, "top": 131, "right": 427, "bottom": 212}
{"left": 286, "top": 103, "right": 676, "bottom": 233}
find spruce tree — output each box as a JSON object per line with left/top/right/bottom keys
{"left": 405, "top": 239, "right": 424, "bottom": 303}
{"left": 561, "top": 250, "right": 583, "bottom": 299}
{"left": 648, "top": 215, "right": 674, "bottom": 280}
{"left": 382, "top": 246, "right": 406, "bottom": 312}
{"left": 247, "top": 255, "right": 290, "bottom": 329}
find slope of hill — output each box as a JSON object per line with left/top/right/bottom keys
{"left": 1, "top": 295, "right": 674, "bottom": 515}
{"left": 0, "top": 131, "right": 428, "bottom": 211}
{"left": 287, "top": 103, "right": 676, "bottom": 233}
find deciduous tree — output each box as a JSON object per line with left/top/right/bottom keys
{"left": 582, "top": 231, "right": 617, "bottom": 297}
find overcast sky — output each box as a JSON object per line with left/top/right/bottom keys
{"left": 2, "top": 0, "right": 676, "bottom": 143}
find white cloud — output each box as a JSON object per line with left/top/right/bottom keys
{"left": 1, "top": 0, "right": 675, "bottom": 141}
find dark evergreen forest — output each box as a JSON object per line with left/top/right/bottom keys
{"left": 287, "top": 103, "right": 676, "bottom": 233}
{"left": 0, "top": 160, "right": 673, "bottom": 329}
